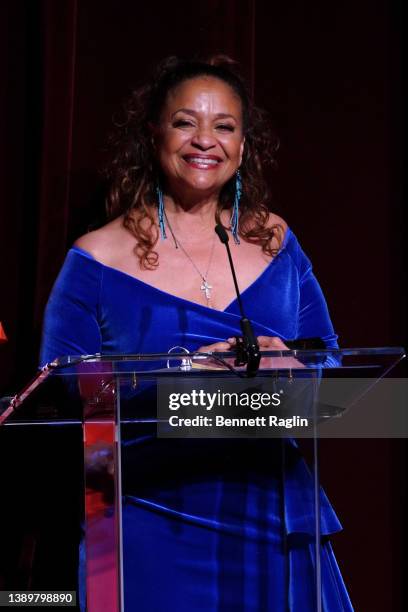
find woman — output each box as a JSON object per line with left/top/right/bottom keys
{"left": 40, "top": 57, "right": 352, "bottom": 610}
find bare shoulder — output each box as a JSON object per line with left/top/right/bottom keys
{"left": 266, "top": 213, "right": 288, "bottom": 248}
{"left": 73, "top": 216, "right": 133, "bottom": 263}
{"left": 267, "top": 212, "right": 288, "bottom": 232}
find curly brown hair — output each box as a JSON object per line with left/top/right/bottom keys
{"left": 105, "top": 56, "right": 282, "bottom": 269}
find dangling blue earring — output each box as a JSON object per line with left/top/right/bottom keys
{"left": 156, "top": 185, "right": 167, "bottom": 240}
{"left": 231, "top": 170, "right": 241, "bottom": 244}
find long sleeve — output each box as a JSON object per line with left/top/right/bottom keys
{"left": 298, "top": 269, "right": 338, "bottom": 348}
{"left": 39, "top": 249, "right": 103, "bottom": 366}
{"left": 287, "top": 233, "right": 338, "bottom": 349}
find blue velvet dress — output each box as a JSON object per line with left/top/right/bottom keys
{"left": 40, "top": 229, "right": 353, "bottom": 611}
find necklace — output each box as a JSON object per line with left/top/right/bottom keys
{"left": 164, "top": 213, "right": 216, "bottom": 307}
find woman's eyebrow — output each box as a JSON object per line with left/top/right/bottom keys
{"left": 171, "top": 108, "right": 237, "bottom": 120}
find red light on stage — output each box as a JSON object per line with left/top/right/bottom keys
{"left": 0, "top": 322, "right": 7, "bottom": 343}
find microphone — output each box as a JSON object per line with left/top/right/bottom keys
{"left": 215, "top": 224, "right": 261, "bottom": 377}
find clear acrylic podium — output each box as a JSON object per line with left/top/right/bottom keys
{"left": 1, "top": 347, "right": 405, "bottom": 611}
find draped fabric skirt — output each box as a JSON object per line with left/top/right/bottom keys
{"left": 121, "top": 438, "right": 353, "bottom": 611}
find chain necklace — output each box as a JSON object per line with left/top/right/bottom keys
{"left": 164, "top": 213, "right": 216, "bottom": 307}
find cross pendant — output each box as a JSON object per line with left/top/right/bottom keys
{"left": 200, "top": 279, "right": 212, "bottom": 301}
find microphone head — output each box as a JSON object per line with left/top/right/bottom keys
{"left": 215, "top": 224, "right": 229, "bottom": 244}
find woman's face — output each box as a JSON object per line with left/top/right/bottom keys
{"left": 155, "top": 76, "right": 245, "bottom": 200}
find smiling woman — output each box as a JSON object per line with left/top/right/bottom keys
{"left": 155, "top": 76, "right": 245, "bottom": 196}
{"left": 39, "top": 56, "right": 352, "bottom": 610}
{"left": 70, "top": 57, "right": 284, "bottom": 313}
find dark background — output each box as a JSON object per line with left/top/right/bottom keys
{"left": 0, "top": 0, "right": 405, "bottom": 609}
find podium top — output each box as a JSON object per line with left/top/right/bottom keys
{"left": 41, "top": 346, "right": 405, "bottom": 377}
{"left": 0, "top": 347, "right": 405, "bottom": 432}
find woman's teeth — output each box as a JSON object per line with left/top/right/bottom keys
{"left": 186, "top": 157, "right": 219, "bottom": 166}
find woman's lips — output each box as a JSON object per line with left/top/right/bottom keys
{"left": 182, "top": 155, "right": 222, "bottom": 170}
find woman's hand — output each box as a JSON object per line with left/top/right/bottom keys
{"left": 255, "top": 335, "right": 304, "bottom": 369}
{"left": 197, "top": 336, "right": 303, "bottom": 369}
{"left": 256, "top": 336, "right": 289, "bottom": 350}
{"left": 197, "top": 340, "right": 235, "bottom": 353}
{"left": 195, "top": 339, "right": 237, "bottom": 369}
{"left": 198, "top": 336, "right": 288, "bottom": 353}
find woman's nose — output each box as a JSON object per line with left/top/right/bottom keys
{"left": 191, "top": 126, "right": 216, "bottom": 149}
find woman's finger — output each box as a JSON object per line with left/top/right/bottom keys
{"left": 257, "top": 336, "right": 288, "bottom": 349}
{"left": 197, "top": 341, "right": 233, "bottom": 352}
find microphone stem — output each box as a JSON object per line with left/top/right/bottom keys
{"left": 224, "top": 242, "right": 245, "bottom": 317}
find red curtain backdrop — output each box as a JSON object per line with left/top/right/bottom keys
{"left": 0, "top": 1, "right": 405, "bottom": 609}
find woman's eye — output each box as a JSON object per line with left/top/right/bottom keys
{"left": 173, "top": 119, "right": 194, "bottom": 128}
{"left": 216, "top": 124, "right": 235, "bottom": 132}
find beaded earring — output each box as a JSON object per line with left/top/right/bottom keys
{"left": 156, "top": 185, "right": 167, "bottom": 240}
{"left": 230, "top": 170, "right": 241, "bottom": 244}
